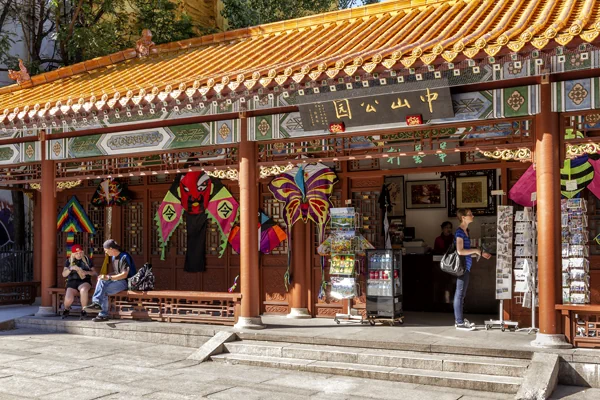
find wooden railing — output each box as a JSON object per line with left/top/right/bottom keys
{"left": 0, "top": 282, "right": 39, "bottom": 306}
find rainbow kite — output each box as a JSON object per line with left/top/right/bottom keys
{"left": 57, "top": 196, "right": 96, "bottom": 256}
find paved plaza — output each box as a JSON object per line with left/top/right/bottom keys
{"left": 0, "top": 325, "right": 596, "bottom": 399}
{"left": 2, "top": 306, "right": 600, "bottom": 399}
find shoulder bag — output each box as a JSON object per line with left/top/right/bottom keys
{"left": 440, "top": 242, "right": 466, "bottom": 277}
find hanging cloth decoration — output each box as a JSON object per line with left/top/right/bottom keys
{"left": 228, "top": 211, "right": 287, "bottom": 254}
{"left": 56, "top": 196, "right": 96, "bottom": 256}
{"left": 155, "top": 171, "right": 239, "bottom": 272}
{"left": 378, "top": 184, "right": 393, "bottom": 250}
{"left": 269, "top": 162, "right": 337, "bottom": 294}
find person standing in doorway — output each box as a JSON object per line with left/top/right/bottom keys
{"left": 84, "top": 239, "right": 136, "bottom": 322}
{"left": 62, "top": 244, "right": 95, "bottom": 319}
{"left": 454, "top": 209, "right": 491, "bottom": 330}
{"left": 433, "top": 221, "right": 454, "bottom": 255}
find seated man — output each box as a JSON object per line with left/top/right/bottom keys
{"left": 84, "top": 239, "right": 136, "bottom": 322}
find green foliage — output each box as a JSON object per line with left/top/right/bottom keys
{"left": 338, "top": 0, "right": 380, "bottom": 9}
{"left": 221, "top": 0, "right": 333, "bottom": 30}
{"left": 130, "top": 0, "right": 197, "bottom": 45}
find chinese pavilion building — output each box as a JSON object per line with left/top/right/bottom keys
{"left": 1, "top": 0, "right": 600, "bottom": 348}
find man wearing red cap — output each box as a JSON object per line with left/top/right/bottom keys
{"left": 62, "top": 244, "right": 96, "bottom": 319}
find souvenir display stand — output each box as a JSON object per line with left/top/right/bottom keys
{"left": 328, "top": 207, "right": 364, "bottom": 324}
{"left": 562, "top": 198, "right": 590, "bottom": 306}
{"left": 485, "top": 201, "right": 519, "bottom": 332}
{"left": 513, "top": 203, "right": 539, "bottom": 335}
{"left": 365, "top": 249, "right": 403, "bottom": 326}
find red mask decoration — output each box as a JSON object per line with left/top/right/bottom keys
{"left": 180, "top": 171, "right": 212, "bottom": 215}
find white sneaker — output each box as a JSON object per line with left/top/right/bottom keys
{"left": 455, "top": 321, "right": 476, "bottom": 331}
{"left": 463, "top": 319, "right": 476, "bottom": 328}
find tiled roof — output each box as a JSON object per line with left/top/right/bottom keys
{"left": 1, "top": 0, "right": 599, "bottom": 123}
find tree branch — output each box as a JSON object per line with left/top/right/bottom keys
{"left": 67, "top": 0, "right": 85, "bottom": 41}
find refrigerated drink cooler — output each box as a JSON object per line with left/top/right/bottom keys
{"left": 366, "top": 249, "right": 404, "bottom": 326}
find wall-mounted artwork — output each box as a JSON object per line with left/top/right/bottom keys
{"left": 405, "top": 179, "right": 446, "bottom": 209}
{"left": 447, "top": 170, "right": 497, "bottom": 217}
{"left": 384, "top": 176, "right": 405, "bottom": 216}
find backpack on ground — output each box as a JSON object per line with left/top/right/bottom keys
{"left": 128, "top": 262, "right": 155, "bottom": 291}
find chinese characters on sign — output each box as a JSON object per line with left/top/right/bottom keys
{"left": 299, "top": 87, "right": 453, "bottom": 131}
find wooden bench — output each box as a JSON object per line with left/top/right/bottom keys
{"left": 0, "top": 282, "right": 39, "bottom": 306}
{"left": 48, "top": 287, "right": 91, "bottom": 315}
{"left": 48, "top": 288, "right": 241, "bottom": 326}
{"left": 556, "top": 304, "right": 600, "bottom": 348}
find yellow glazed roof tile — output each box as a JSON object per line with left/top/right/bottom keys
{"left": 1, "top": 0, "right": 600, "bottom": 120}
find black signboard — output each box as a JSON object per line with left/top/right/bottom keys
{"left": 298, "top": 87, "right": 454, "bottom": 131}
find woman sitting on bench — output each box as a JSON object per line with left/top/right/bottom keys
{"left": 62, "top": 244, "right": 96, "bottom": 319}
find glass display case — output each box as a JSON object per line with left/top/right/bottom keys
{"left": 366, "top": 249, "right": 403, "bottom": 324}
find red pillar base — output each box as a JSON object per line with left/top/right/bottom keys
{"left": 531, "top": 333, "right": 571, "bottom": 349}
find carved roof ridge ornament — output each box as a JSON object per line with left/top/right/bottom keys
{"left": 136, "top": 29, "right": 156, "bottom": 58}
{"left": 8, "top": 59, "right": 31, "bottom": 85}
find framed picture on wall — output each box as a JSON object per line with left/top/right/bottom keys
{"left": 384, "top": 176, "right": 405, "bottom": 216}
{"left": 446, "top": 170, "right": 496, "bottom": 217}
{"left": 405, "top": 179, "right": 447, "bottom": 209}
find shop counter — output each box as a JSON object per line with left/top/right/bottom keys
{"left": 402, "top": 253, "right": 497, "bottom": 314}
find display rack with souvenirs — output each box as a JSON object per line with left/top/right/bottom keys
{"left": 562, "top": 198, "right": 590, "bottom": 305}
{"left": 318, "top": 207, "right": 375, "bottom": 324}
{"left": 513, "top": 207, "right": 538, "bottom": 309}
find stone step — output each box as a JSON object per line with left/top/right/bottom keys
{"left": 211, "top": 353, "right": 522, "bottom": 394}
{"left": 223, "top": 341, "right": 529, "bottom": 377}
{"left": 14, "top": 316, "right": 214, "bottom": 348}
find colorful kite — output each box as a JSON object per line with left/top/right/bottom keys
{"left": 56, "top": 196, "right": 96, "bottom": 256}
{"left": 228, "top": 212, "right": 287, "bottom": 254}
{"left": 155, "top": 171, "right": 239, "bottom": 272}
{"left": 91, "top": 179, "right": 130, "bottom": 207}
{"left": 154, "top": 175, "right": 184, "bottom": 259}
{"left": 268, "top": 162, "right": 337, "bottom": 295}
{"left": 509, "top": 154, "right": 600, "bottom": 206}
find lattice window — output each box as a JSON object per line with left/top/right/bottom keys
{"left": 150, "top": 174, "right": 175, "bottom": 184}
{"left": 262, "top": 196, "right": 288, "bottom": 255}
{"left": 563, "top": 112, "right": 600, "bottom": 140}
{"left": 177, "top": 218, "right": 187, "bottom": 256}
{"left": 349, "top": 159, "right": 380, "bottom": 171}
{"left": 352, "top": 191, "right": 382, "bottom": 248}
{"left": 88, "top": 204, "right": 105, "bottom": 256}
{"left": 206, "top": 219, "right": 221, "bottom": 257}
{"left": 123, "top": 202, "right": 143, "bottom": 255}
{"left": 127, "top": 177, "right": 145, "bottom": 186}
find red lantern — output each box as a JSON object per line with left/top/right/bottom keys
{"left": 406, "top": 114, "right": 423, "bottom": 126}
{"left": 329, "top": 122, "right": 345, "bottom": 133}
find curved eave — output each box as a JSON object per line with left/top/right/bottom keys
{"left": 1, "top": 0, "right": 600, "bottom": 125}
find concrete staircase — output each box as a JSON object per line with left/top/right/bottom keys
{"left": 212, "top": 340, "right": 528, "bottom": 394}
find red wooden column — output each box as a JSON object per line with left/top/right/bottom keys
{"left": 234, "top": 114, "right": 265, "bottom": 329}
{"left": 531, "top": 79, "right": 570, "bottom": 348}
{"left": 36, "top": 133, "right": 58, "bottom": 316}
{"left": 288, "top": 221, "right": 311, "bottom": 318}
{"left": 33, "top": 191, "right": 42, "bottom": 295}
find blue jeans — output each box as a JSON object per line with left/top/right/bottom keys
{"left": 92, "top": 279, "right": 128, "bottom": 317}
{"left": 453, "top": 270, "right": 470, "bottom": 324}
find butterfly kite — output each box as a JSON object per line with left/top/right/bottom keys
{"left": 268, "top": 162, "right": 337, "bottom": 296}
{"left": 56, "top": 196, "right": 96, "bottom": 256}
{"left": 155, "top": 171, "right": 239, "bottom": 272}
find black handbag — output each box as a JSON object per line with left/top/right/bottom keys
{"left": 440, "top": 242, "right": 466, "bottom": 277}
